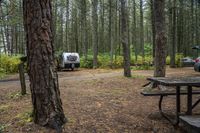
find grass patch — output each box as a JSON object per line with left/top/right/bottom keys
{"left": 0, "top": 72, "right": 6, "bottom": 79}
{"left": 131, "top": 75, "right": 146, "bottom": 79}
{"left": 8, "top": 92, "right": 23, "bottom": 99}
{"left": 16, "top": 110, "right": 33, "bottom": 126}
{"left": 131, "top": 65, "right": 154, "bottom": 70}
{"left": 0, "top": 105, "right": 10, "bottom": 113}
{"left": 0, "top": 124, "right": 8, "bottom": 133}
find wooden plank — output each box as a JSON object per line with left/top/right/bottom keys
{"left": 180, "top": 115, "right": 200, "bottom": 133}
{"left": 147, "top": 77, "right": 200, "bottom": 86}
{"left": 141, "top": 90, "right": 200, "bottom": 96}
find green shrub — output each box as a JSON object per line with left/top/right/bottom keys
{"left": 80, "top": 55, "right": 94, "bottom": 68}
{"left": 79, "top": 53, "right": 184, "bottom": 69}
{"left": 0, "top": 54, "right": 21, "bottom": 74}
{"left": 130, "top": 55, "right": 153, "bottom": 65}
{"left": 0, "top": 124, "right": 7, "bottom": 133}
{"left": 166, "top": 53, "right": 184, "bottom": 67}
{"left": 113, "top": 56, "right": 123, "bottom": 68}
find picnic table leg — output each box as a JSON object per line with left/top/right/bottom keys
{"left": 186, "top": 86, "right": 192, "bottom": 115}
{"left": 158, "top": 95, "right": 179, "bottom": 126}
{"left": 175, "top": 86, "right": 180, "bottom": 125}
{"left": 159, "top": 95, "right": 164, "bottom": 112}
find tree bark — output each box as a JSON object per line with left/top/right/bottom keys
{"left": 120, "top": 0, "right": 131, "bottom": 77}
{"left": 132, "top": 0, "right": 137, "bottom": 61}
{"left": 154, "top": 0, "right": 167, "bottom": 77}
{"left": 99, "top": 0, "right": 105, "bottom": 53}
{"left": 109, "top": 0, "right": 114, "bottom": 68}
{"left": 19, "top": 63, "right": 26, "bottom": 95}
{"left": 140, "top": 0, "right": 144, "bottom": 61}
{"left": 92, "top": 0, "right": 98, "bottom": 68}
{"left": 170, "top": 0, "right": 176, "bottom": 68}
{"left": 23, "top": 0, "right": 67, "bottom": 131}
{"left": 65, "top": 0, "right": 69, "bottom": 51}
{"left": 81, "top": 0, "right": 88, "bottom": 60}
{"left": 150, "top": 0, "right": 155, "bottom": 59}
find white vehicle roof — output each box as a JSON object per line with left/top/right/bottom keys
{"left": 62, "top": 52, "right": 79, "bottom": 56}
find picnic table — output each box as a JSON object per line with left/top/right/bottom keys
{"left": 145, "top": 77, "right": 200, "bottom": 126}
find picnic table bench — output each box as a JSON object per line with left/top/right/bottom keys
{"left": 141, "top": 77, "right": 200, "bottom": 130}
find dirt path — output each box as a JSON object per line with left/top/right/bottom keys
{"left": 0, "top": 67, "right": 200, "bottom": 133}
{"left": 0, "top": 67, "right": 199, "bottom": 83}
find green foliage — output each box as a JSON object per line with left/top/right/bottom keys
{"left": 80, "top": 55, "right": 94, "bottom": 68}
{"left": 16, "top": 110, "right": 33, "bottom": 126}
{"left": 98, "top": 54, "right": 111, "bottom": 68}
{"left": 0, "top": 54, "right": 21, "bottom": 74}
{"left": 0, "top": 105, "right": 10, "bottom": 113}
{"left": 80, "top": 54, "right": 124, "bottom": 69}
{"left": 166, "top": 53, "right": 184, "bottom": 67}
{"left": 80, "top": 54, "right": 154, "bottom": 69}
{"left": 0, "top": 72, "right": 6, "bottom": 79}
{"left": 79, "top": 52, "right": 185, "bottom": 69}
{"left": 112, "top": 56, "right": 124, "bottom": 68}
{"left": 144, "top": 43, "right": 153, "bottom": 56}
{"left": 131, "top": 55, "right": 153, "bottom": 65}
{"left": 0, "top": 124, "right": 7, "bottom": 133}
{"left": 9, "top": 92, "right": 23, "bottom": 99}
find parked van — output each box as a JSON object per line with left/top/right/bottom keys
{"left": 57, "top": 52, "right": 80, "bottom": 71}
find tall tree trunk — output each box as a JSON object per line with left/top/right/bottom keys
{"left": 81, "top": 0, "right": 88, "bottom": 60}
{"left": 195, "top": 0, "right": 199, "bottom": 45}
{"left": 99, "top": 0, "right": 105, "bottom": 53}
{"left": 170, "top": 0, "right": 176, "bottom": 68}
{"left": 0, "top": 26, "right": 6, "bottom": 54}
{"left": 109, "top": 0, "right": 114, "bottom": 68}
{"left": 65, "top": 0, "right": 69, "bottom": 51}
{"left": 177, "top": 0, "right": 183, "bottom": 53}
{"left": 191, "top": 0, "right": 194, "bottom": 50}
{"left": 3, "top": 5, "right": 11, "bottom": 55}
{"left": 120, "top": 0, "right": 131, "bottom": 77}
{"left": 23, "top": 0, "right": 67, "bottom": 131}
{"left": 74, "top": 9, "right": 79, "bottom": 53}
{"left": 150, "top": 0, "right": 155, "bottom": 59}
{"left": 132, "top": 0, "right": 137, "bottom": 61}
{"left": 60, "top": 5, "right": 64, "bottom": 50}
{"left": 140, "top": 0, "right": 144, "bottom": 61}
{"left": 53, "top": 0, "right": 58, "bottom": 50}
{"left": 154, "top": 0, "right": 167, "bottom": 77}
{"left": 92, "top": 0, "right": 98, "bottom": 68}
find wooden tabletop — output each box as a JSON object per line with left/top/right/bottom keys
{"left": 147, "top": 77, "right": 200, "bottom": 87}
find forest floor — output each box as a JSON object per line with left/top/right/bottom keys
{"left": 0, "top": 67, "right": 200, "bottom": 133}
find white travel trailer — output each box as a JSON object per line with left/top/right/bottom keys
{"left": 57, "top": 52, "right": 80, "bottom": 70}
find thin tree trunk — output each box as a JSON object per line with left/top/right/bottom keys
{"left": 154, "top": 0, "right": 167, "bottom": 77}
{"left": 23, "top": 0, "right": 67, "bottom": 131}
{"left": 99, "top": 0, "right": 105, "bottom": 53}
{"left": 92, "top": 0, "right": 98, "bottom": 68}
{"left": 120, "top": 0, "right": 131, "bottom": 77}
{"left": 109, "top": 0, "right": 113, "bottom": 68}
{"left": 53, "top": 0, "right": 58, "bottom": 50}
{"left": 177, "top": 0, "right": 183, "bottom": 53}
{"left": 140, "top": 0, "right": 144, "bottom": 61}
{"left": 150, "top": 0, "right": 155, "bottom": 59}
{"left": 170, "top": 0, "right": 176, "bottom": 68}
{"left": 60, "top": 6, "right": 64, "bottom": 50}
{"left": 0, "top": 26, "right": 6, "bottom": 54}
{"left": 65, "top": 0, "right": 69, "bottom": 51}
{"left": 132, "top": 0, "right": 137, "bottom": 61}
{"left": 81, "top": 0, "right": 88, "bottom": 60}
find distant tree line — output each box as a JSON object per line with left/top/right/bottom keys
{"left": 0, "top": 0, "right": 200, "bottom": 68}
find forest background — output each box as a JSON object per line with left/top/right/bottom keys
{"left": 0, "top": 0, "right": 199, "bottom": 77}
